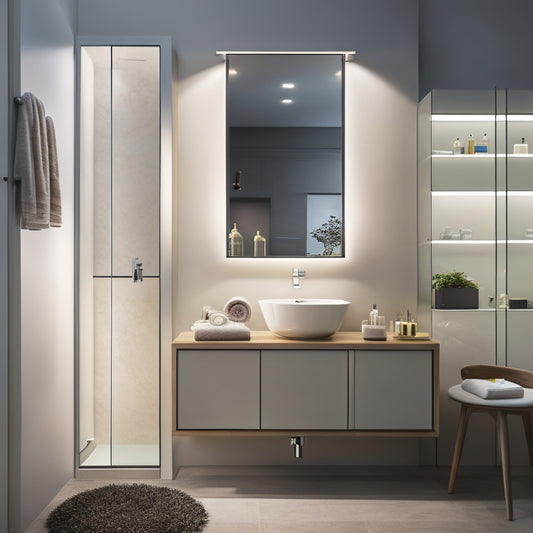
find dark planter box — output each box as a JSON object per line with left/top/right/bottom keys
{"left": 434, "top": 287, "right": 479, "bottom": 309}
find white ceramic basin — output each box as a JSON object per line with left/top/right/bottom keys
{"left": 259, "top": 298, "right": 350, "bottom": 339}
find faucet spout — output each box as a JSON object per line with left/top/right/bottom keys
{"left": 292, "top": 267, "right": 305, "bottom": 288}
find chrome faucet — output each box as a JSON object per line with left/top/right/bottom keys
{"left": 292, "top": 267, "right": 305, "bottom": 288}
{"left": 132, "top": 257, "right": 143, "bottom": 282}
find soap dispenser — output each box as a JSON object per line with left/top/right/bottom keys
{"left": 229, "top": 223, "right": 243, "bottom": 257}
{"left": 253, "top": 230, "right": 266, "bottom": 257}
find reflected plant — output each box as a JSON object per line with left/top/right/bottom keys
{"left": 310, "top": 215, "right": 342, "bottom": 256}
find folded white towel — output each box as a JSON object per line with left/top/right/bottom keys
{"left": 191, "top": 320, "right": 251, "bottom": 341}
{"left": 461, "top": 378, "right": 524, "bottom": 399}
{"left": 224, "top": 296, "right": 252, "bottom": 323}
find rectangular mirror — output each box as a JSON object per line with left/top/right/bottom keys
{"left": 226, "top": 53, "right": 345, "bottom": 257}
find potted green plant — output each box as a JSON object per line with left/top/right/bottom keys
{"left": 432, "top": 271, "right": 479, "bottom": 309}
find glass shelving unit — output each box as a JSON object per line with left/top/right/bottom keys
{"left": 418, "top": 89, "right": 533, "bottom": 370}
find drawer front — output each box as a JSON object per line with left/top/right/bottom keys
{"left": 354, "top": 350, "right": 433, "bottom": 430}
{"left": 177, "top": 349, "right": 260, "bottom": 429}
{"left": 261, "top": 350, "right": 348, "bottom": 430}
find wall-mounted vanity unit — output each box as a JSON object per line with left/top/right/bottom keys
{"left": 172, "top": 332, "right": 439, "bottom": 449}
{"left": 223, "top": 52, "right": 350, "bottom": 258}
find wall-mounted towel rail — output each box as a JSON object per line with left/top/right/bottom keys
{"left": 14, "top": 97, "right": 24, "bottom": 105}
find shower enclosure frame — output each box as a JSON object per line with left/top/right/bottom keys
{"left": 74, "top": 36, "right": 173, "bottom": 479}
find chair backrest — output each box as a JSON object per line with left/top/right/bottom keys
{"left": 461, "top": 364, "right": 533, "bottom": 388}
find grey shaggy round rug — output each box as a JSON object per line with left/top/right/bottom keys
{"left": 46, "top": 483, "right": 209, "bottom": 533}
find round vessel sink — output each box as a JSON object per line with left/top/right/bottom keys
{"left": 258, "top": 298, "right": 350, "bottom": 339}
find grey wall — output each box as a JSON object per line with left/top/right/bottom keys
{"left": 19, "top": 0, "right": 76, "bottom": 529}
{"left": 228, "top": 127, "right": 342, "bottom": 257}
{"left": 1, "top": 0, "right": 10, "bottom": 529}
{"left": 419, "top": 0, "right": 533, "bottom": 97}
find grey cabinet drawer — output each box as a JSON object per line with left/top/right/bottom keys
{"left": 354, "top": 350, "right": 433, "bottom": 430}
{"left": 261, "top": 350, "right": 348, "bottom": 430}
{"left": 177, "top": 349, "right": 260, "bottom": 429}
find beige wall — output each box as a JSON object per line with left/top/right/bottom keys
{"left": 78, "top": 0, "right": 421, "bottom": 467}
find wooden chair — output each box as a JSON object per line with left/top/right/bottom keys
{"left": 448, "top": 364, "right": 533, "bottom": 520}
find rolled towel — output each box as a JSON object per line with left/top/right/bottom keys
{"left": 191, "top": 320, "right": 250, "bottom": 341}
{"left": 209, "top": 311, "right": 228, "bottom": 327}
{"left": 461, "top": 378, "right": 524, "bottom": 399}
{"left": 201, "top": 306, "right": 229, "bottom": 326}
{"left": 224, "top": 296, "right": 252, "bottom": 323}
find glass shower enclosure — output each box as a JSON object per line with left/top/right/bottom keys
{"left": 77, "top": 45, "right": 161, "bottom": 468}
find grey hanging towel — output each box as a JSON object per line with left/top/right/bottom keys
{"left": 14, "top": 92, "right": 61, "bottom": 230}
{"left": 46, "top": 116, "right": 62, "bottom": 227}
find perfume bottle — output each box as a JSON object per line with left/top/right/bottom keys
{"left": 452, "top": 137, "right": 464, "bottom": 154}
{"left": 253, "top": 230, "right": 266, "bottom": 257}
{"left": 229, "top": 223, "right": 243, "bottom": 257}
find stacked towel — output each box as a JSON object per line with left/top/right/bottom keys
{"left": 191, "top": 320, "right": 251, "bottom": 341}
{"left": 461, "top": 378, "right": 524, "bottom": 399}
{"left": 14, "top": 92, "right": 62, "bottom": 230}
{"left": 224, "top": 296, "right": 252, "bottom": 323}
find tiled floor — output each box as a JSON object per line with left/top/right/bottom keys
{"left": 27, "top": 465, "right": 533, "bottom": 532}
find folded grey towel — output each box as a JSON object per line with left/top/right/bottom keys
{"left": 191, "top": 320, "right": 251, "bottom": 341}
{"left": 224, "top": 296, "right": 252, "bottom": 323}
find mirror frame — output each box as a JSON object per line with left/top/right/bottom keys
{"left": 225, "top": 52, "right": 346, "bottom": 258}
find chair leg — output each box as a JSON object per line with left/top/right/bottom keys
{"left": 448, "top": 404, "right": 471, "bottom": 494}
{"left": 497, "top": 411, "right": 513, "bottom": 521}
{"left": 519, "top": 410, "right": 533, "bottom": 468}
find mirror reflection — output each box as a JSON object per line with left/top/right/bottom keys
{"left": 226, "top": 54, "right": 344, "bottom": 257}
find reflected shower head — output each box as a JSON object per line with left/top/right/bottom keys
{"left": 232, "top": 170, "right": 242, "bottom": 190}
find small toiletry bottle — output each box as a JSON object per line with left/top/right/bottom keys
{"left": 253, "top": 230, "right": 266, "bottom": 257}
{"left": 513, "top": 137, "right": 529, "bottom": 154}
{"left": 467, "top": 134, "right": 475, "bottom": 154}
{"left": 370, "top": 304, "right": 379, "bottom": 326}
{"left": 475, "top": 133, "right": 488, "bottom": 153}
{"left": 452, "top": 138, "right": 464, "bottom": 155}
{"left": 229, "top": 223, "right": 243, "bottom": 257}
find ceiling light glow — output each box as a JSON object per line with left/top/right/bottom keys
{"left": 281, "top": 99, "right": 293, "bottom": 104}
{"left": 282, "top": 83, "right": 295, "bottom": 89}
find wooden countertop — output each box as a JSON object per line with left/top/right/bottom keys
{"left": 172, "top": 331, "right": 438, "bottom": 350}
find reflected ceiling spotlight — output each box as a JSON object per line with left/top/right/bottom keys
{"left": 232, "top": 170, "right": 243, "bottom": 190}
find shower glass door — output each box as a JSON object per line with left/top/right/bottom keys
{"left": 78, "top": 45, "right": 160, "bottom": 467}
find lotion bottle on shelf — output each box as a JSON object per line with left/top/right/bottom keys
{"left": 467, "top": 133, "right": 475, "bottom": 154}
{"left": 514, "top": 137, "right": 529, "bottom": 154}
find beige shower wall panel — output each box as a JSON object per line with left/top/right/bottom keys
{"left": 112, "top": 47, "right": 160, "bottom": 277}
{"left": 112, "top": 278, "right": 159, "bottom": 445}
{"left": 93, "top": 278, "right": 111, "bottom": 447}
{"left": 92, "top": 61, "right": 112, "bottom": 276}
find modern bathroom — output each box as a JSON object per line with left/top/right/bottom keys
{"left": 3, "top": 0, "right": 533, "bottom": 531}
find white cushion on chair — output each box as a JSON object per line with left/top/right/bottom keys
{"left": 448, "top": 384, "right": 533, "bottom": 408}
